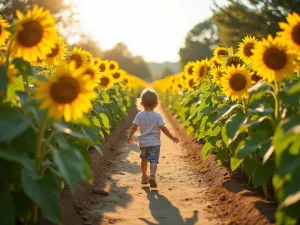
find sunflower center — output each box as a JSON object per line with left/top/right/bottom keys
{"left": 251, "top": 73, "right": 261, "bottom": 82}
{"left": 109, "top": 64, "right": 116, "bottom": 70}
{"left": 178, "top": 84, "right": 182, "bottom": 88}
{"left": 218, "top": 49, "right": 228, "bottom": 57}
{"left": 99, "top": 63, "right": 106, "bottom": 72}
{"left": 263, "top": 47, "right": 287, "bottom": 71}
{"left": 229, "top": 73, "right": 247, "bottom": 91}
{"left": 100, "top": 77, "right": 109, "bottom": 86}
{"left": 244, "top": 43, "right": 254, "bottom": 57}
{"left": 226, "top": 57, "right": 243, "bottom": 67}
{"left": 188, "top": 66, "right": 194, "bottom": 75}
{"left": 47, "top": 44, "right": 60, "bottom": 58}
{"left": 198, "top": 66, "right": 205, "bottom": 78}
{"left": 85, "top": 68, "right": 95, "bottom": 79}
{"left": 17, "top": 20, "right": 43, "bottom": 47}
{"left": 292, "top": 24, "right": 300, "bottom": 45}
{"left": 70, "top": 54, "right": 83, "bottom": 68}
{"left": 50, "top": 76, "right": 80, "bottom": 104}
{"left": 188, "top": 79, "right": 195, "bottom": 88}
{"left": 113, "top": 72, "right": 121, "bottom": 79}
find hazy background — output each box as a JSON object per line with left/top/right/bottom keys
{"left": 1, "top": 0, "right": 300, "bottom": 81}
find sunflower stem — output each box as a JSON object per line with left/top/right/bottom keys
{"left": 32, "top": 115, "right": 47, "bottom": 224}
{"left": 273, "top": 82, "right": 280, "bottom": 124}
{"left": 207, "top": 74, "right": 220, "bottom": 104}
{"left": 255, "top": 152, "right": 271, "bottom": 199}
{"left": 1, "top": 39, "right": 13, "bottom": 101}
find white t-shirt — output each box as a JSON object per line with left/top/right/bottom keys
{"left": 133, "top": 111, "right": 165, "bottom": 147}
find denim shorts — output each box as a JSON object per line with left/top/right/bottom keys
{"left": 140, "top": 145, "right": 160, "bottom": 163}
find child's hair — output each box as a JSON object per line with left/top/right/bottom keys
{"left": 137, "top": 89, "right": 158, "bottom": 110}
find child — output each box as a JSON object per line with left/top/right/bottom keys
{"left": 127, "top": 89, "right": 179, "bottom": 188}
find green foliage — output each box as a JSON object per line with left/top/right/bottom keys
{"left": 158, "top": 74, "right": 300, "bottom": 224}
{"left": 0, "top": 79, "right": 139, "bottom": 225}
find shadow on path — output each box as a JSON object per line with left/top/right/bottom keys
{"left": 139, "top": 188, "right": 198, "bottom": 225}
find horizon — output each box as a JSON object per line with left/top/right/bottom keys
{"left": 66, "top": 0, "right": 227, "bottom": 63}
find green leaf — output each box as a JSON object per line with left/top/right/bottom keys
{"left": 52, "top": 149, "right": 87, "bottom": 190}
{"left": 279, "top": 191, "right": 300, "bottom": 209}
{"left": 82, "top": 127, "right": 98, "bottom": 145}
{"left": 0, "top": 104, "right": 32, "bottom": 142}
{"left": 0, "top": 66, "right": 8, "bottom": 93}
{"left": 91, "top": 116, "right": 101, "bottom": 128}
{"left": 21, "top": 170, "right": 61, "bottom": 225}
{"left": 230, "top": 156, "right": 243, "bottom": 171}
{"left": 216, "top": 104, "right": 241, "bottom": 122}
{"left": 0, "top": 191, "right": 15, "bottom": 225}
{"left": 222, "top": 112, "right": 248, "bottom": 146}
{"left": 249, "top": 104, "right": 273, "bottom": 115}
{"left": 101, "top": 91, "right": 110, "bottom": 102}
{"left": 0, "top": 147, "right": 36, "bottom": 174}
{"left": 252, "top": 159, "right": 274, "bottom": 188}
{"left": 12, "top": 58, "right": 33, "bottom": 77}
{"left": 216, "top": 149, "right": 226, "bottom": 165}
{"left": 236, "top": 131, "right": 270, "bottom": 159}
{"left": 99, "top": 113, "right": 110, "bottom": 129}
{"left": 187, "top": 126, "right": 194, "bottom": 135}
{"left": 275, "top": 210, "right": 298, "bottom": 225}
{"left": 11, "top": 191, "right": 33, "bottom": 217}
{"left": 202, "top": 142, "right": 214, "bottom": 160}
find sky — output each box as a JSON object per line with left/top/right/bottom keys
{"left": 67, "top": 0, "right": 227, "bottom": 63}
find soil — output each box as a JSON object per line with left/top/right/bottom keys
{"left": 40, "top": 104, "right": 276, "bottom": 225}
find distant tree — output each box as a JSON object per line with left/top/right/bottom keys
{"left": 0, "top": 0, "right": 79, "bottom": 40}
{"left": 76, "top": 33, "right": 102, "bottom": 57}
{"left": 160, "top": 67, "right": 174, "bottom": 79}
{"left": 179, "top": 19, "right": 219, "bottom": 69}
{"left": 102, "top": 43, "right": 152, "bottom": 81}
{"left": 212, "top": 0, "right": 300, "bottom": 47}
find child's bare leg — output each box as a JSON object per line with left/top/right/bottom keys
{"left": 141, "top": 158, "right": 148, "bottom": 176}
{"left": 150, "top": 162, "right": 157, "bottom": 175}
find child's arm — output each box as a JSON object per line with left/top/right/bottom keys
{"left": 160, "top": 125, "right": 179, "bottom": 143}
{"left": 128, "top": 124, "right": 139, "bottom": 144}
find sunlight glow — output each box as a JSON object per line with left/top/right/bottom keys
{"left": 66, "top": 0, "right": 227, "bottom": 62}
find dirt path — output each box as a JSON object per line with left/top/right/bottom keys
{"left": 83, "top": 105, "right": 226, "bottom": 225}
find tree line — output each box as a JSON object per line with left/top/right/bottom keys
{"left": 179, "top": 0, "right": 300, "bottom": 68}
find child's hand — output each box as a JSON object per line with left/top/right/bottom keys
{"left": 172, "top": 136, "right": 179, "bottom": 143}
{"left": 128, "top": 137, "right": 133, "bottom": 144}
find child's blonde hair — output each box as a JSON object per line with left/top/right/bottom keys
{"left": 137, "top": 89, "right": 158, "bottom": 110}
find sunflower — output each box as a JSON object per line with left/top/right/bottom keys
{"left": 225, "top": 55, "right": 244, "bottom": 67}
{"left": 67, "top": 47, "right": 90, "bottom": 69}
{"left": 98, "top": 60, "right": 109, "bottom": 73}
{"left": 186, "top": 76, "right": 196, "bottom": 90}
{"left": 11, "top": 5, "right": 57, "bottom": 62}
{"left": 0, "top": 16, "right": 10, "bottom": 46}
{"left": 46, "top": 37, "right": 67, "bottom": 65}
{"left": 36, "top": 62, "right": 97, "bottom": 122}
{"left": 98, "top": 74, "right": 114, "bottom": 90}
{"left": 238, "top": 36, "right": 258, "bottom": 62}
{"left": 92, "top": 57, "right": 101, "bottom": 66}
{"left": 107, "top": 60, "right": 119, "bottom": 73}
{"left": 221, "top": 65, "right": 253, "bottom": 101}
{"left": 193, "top": 59, "right": 209, "bottom": 81}
{"left": 210, "top": 57, "right": 221, "bottom": 68}
{"left": 214, "top": 47, "right": 230, "bottom": 63}
{"left": 184, "top": 61, "right": 196, "bottom": 76}
{"left": 211, "top": 66, "right": 225, "bottom": 85}
{"left": 252, "top": 35, "right": 296, "bottom": 82}
{"left": 278, "top": 12, "right": 300, "bottom": 54}
{"left": 112, "top": 69, "right": 125, "bottom": 82}
{"left": 84, "top": 63, "right": 101, "bottom": 87}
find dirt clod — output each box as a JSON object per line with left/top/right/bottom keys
{"left": 93, "top": 189, "right": 109, "bottom": 196}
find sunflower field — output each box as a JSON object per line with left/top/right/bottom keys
{"left": 0, "top": 5, "right": 146, "bottom": 225}
{"left": 153, "top": 13, "right": 300, "bottom": 225}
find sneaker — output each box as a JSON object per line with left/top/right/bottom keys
{"left": 141, "top": 175, "right": 149, "bottom": 184}
{"left": 149, "top": 174, "right": 157, "bottom": 188}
